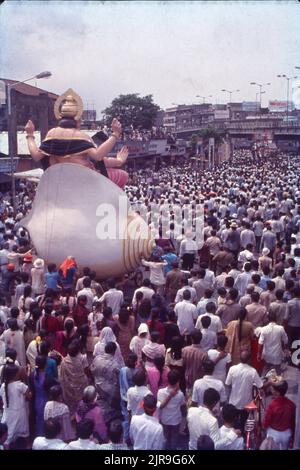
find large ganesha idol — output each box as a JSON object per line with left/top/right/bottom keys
{"left": 22, "top": 89, "right": 154, "bottom": 278}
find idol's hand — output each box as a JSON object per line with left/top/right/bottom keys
{"left": 111, "top": 118, "right": 122, "bottom": 138}
{"left": 117, "top": 146, "right": 129, "bottom": 165}
{"left": 25, "top": 120, "right": 35, "bottom": 135}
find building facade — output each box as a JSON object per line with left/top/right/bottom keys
{"left": 0, "top": 79, "right": 58, "bottom": 133}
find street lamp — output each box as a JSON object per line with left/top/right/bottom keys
{"left": 221, "top": 89, "right": 240, "bottom": 103}
{"left": 250, "top": 82, "right": 271, "bottom": 110}
{"left": 196, "top": 95, "right": 212, "bottom": 104}
{"left": 255, "top": 91, "right": 265, "bottom": 112}
{"left": 6, "top": 71, "right": 52, "bottom": 212}
{"left": 277, "top": 74, "right": 297, "bottom": 125}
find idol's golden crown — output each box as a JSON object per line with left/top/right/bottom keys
{"left": 54, "top": 88, "right": 83, "bottom": 121}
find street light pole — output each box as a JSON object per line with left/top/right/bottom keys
{"left": 6, "top": 84, "right": 17, "bottom": 215}
{"left": 250, "top": 82, "right": 271, "bottom": 111}
{"left": 196, "top": 95, "right": 212, "bottom": 104}
{"left": 221, "top": 89, "right": 240, "bottom": 104}
{"left": 277, "top": 74, "right": 297, "bottom": 126}
{"left": 6, "top": 71, "right": 52, "bottom": 213}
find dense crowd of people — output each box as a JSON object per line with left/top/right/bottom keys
{"left": 0, "top": 149, "right": 299, "bottom": 451}
{"left": 99, "top": 124, "right": 172, "bottom": 143}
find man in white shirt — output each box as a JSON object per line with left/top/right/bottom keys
{"left": 141, "top": 258, "right": 167, "bottom": 295}
{"left": 206, "top": 231, "right": 222, "bottom": 259}
{"left": 77, "top": 276, "right": 95, "bottom": 311}
{"left": 202, "top": 265, "right": 216, "bottom": 287}
{"left": 225, "top": 351, "right": 263, "bottom": 412}
{"left": 240, "top": 223, "right": 256, "bottom": 249}
{"left": 234, "top": 262, "right": 252, "bottom": 296}
{"left": 238, "top": 244, "right": 254, "bottom": 267}
{"left": 215, "top": 404, "right": 244, "bottom": 450}
{"left": 269, "top": 290, "right": 287, "bottom": 325}
{"left": 65, "top": 419, "right": 101, "bottom": 450}
{"left": 14, "top": 272, "right": 30, "bottom": 306}
{"left": 127, "top": 369, "right": 152, "bottom": 417}
{"left": 157, "top": 370, "right": 186, "bottom": 450}
{"left": 193, "top": 269, "right": 212, "bottom": 303}
{"left": 188, "top": 388, "right": 238, "bottom": 450}
{"left": 32, "top": 419, "right": 67, "bottom": 450}
{"left": 175, "top": 278, "right": 197, "bottom": 304}
{"left": 179, "top": 234, "right": 198, "bottom": 271}
{"left": 199, "top": 316, "right": 217, "bottom": 352}
{"left": 196, "top": 289, "right": 215, "bottom": 316}
{"left": 257, "top": 310, "right": 288, "bottom": 375}
{"left": 192, "top": 359, "right": 227, "bottom": 406}
{"left": 272, "top": 267, "right": 286, "bottom": 292}
{"left": 98, "top": 278, "right": 124, "bottom": 315}
{"left": 208, "top": 335, "right": 231, "bottom": 383}
{"left": 0, "top": 242, "right": 9, "bottom": 274}
{"left": 174, "top": 290, "right": 197, "bottom": 336}
{"left": 131, "top": 278, "right": 155, "bottom": 310}
{"left": 75, "top": 267, "right": 91, "bottom": 292}
{"left": 196, "top": 302, "right": 223, "bottom": 334}
{"left": 130, "top": 395, "right": 164, "bottom": 450}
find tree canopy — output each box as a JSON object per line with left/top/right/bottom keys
{"left": 102, "top": 94, "right": 160, "bottom": 130}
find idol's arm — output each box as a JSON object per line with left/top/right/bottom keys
{"left": 26, "top": 135, "right": 44, "bottom": 161}
{"left": 104, "top": 146, "right": 129, "bottom": 168}
{"left": 93, "top": 118, "right": 122, "bottom": 161}
{"left": 25, "top": 120, "right": 44, "bottom": 161}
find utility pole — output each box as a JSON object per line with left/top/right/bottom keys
{"left": 277, "top": 74, "right": 297, "bottom": 127}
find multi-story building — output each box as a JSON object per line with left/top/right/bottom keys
{"left": 163, "top": 103, "right": 215, "bottom": 134}
{"left": 0, "top": 78, "right": 58, "bottom": 132}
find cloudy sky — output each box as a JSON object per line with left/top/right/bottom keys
{"left": 1, "top": 0, "right": 299, "bottom": 117}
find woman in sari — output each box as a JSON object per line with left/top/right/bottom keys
{"left": 0, "top": 363, "right": 31, "bottom": 446}
{"left": 44, "top": 384, "right": 74, "bottom": 442}
{"left": 93, "top": 326, "right": 124, "bottom": 368}
{"left": 54, "top": 318, "right": 78, "bottom": 357}
{"left": 75, "top": 385, "right": 107, "bottom": 444}
{"left": 129, "top": 323, "right": 151, "bottom": 361}
{"left": 60, "top": 339, "right": 90, "bottom": 416}
{"left": 1, "top": 319, "right": 26, "bottom": 367}
{"left": 90, "top": 342, "right": 122, "bottom": 423}
{"left": 146, "top": 355, "right": 169, "bottom": 397}
{"left": 29, "top": 355, "right": 56, "bottom": 437}
{"left": 225, "top": 307, "right": 254, "bottom": 365}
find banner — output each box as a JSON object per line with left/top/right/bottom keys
{"left": 269, "top": 100, "right": 294, "bottom": 113}
{"left": 214, "top": 110, "right": 230, "bottom": 120}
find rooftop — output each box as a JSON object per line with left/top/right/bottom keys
{"left": 0, "top": 78, "right": 58, "bottom": 100}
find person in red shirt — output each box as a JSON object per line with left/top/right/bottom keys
{"left": 147, "top": 308, "right": 165, "bottom": 344}
{"left": 73, "top": 295, "right": 89, "bottom": 328}
{"left": 263, "top": 380, "right": 296, "bottom": 449}
{"left": 40, "top": 303, "right": 60, "bottom": 334}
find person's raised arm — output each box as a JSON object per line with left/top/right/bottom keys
{"left": 25, "top": 120, "right": 44, "bottom": 161}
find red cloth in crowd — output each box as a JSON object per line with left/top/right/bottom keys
{"left": 41, "top": 315, "right": 60, "bottom": 334}
{"left": 263, "top": 396, "right": 296, "bottom": 432}
{"left": 147, "top": 319, "right": 165, "bottom": 344}
{"left": 73, "top": 304, "right": 89, "bottom": 328}
{"left": 60, "top": 257, "right": 77, "bottom": 278}
{"left": 251, "top": 337, "right": 265, "bottom": 375}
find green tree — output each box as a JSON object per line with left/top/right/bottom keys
{"left": 189, "top": 127, "right": 225, "bottom": 152}
{"left": 102, "top": 94, "right": 160, "bottom": 130}
{"left": 189, "top": 133, "right": 200, "bottom": 153}
{"left": 198, "top": 126, "right": 225, "bottom": 145}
